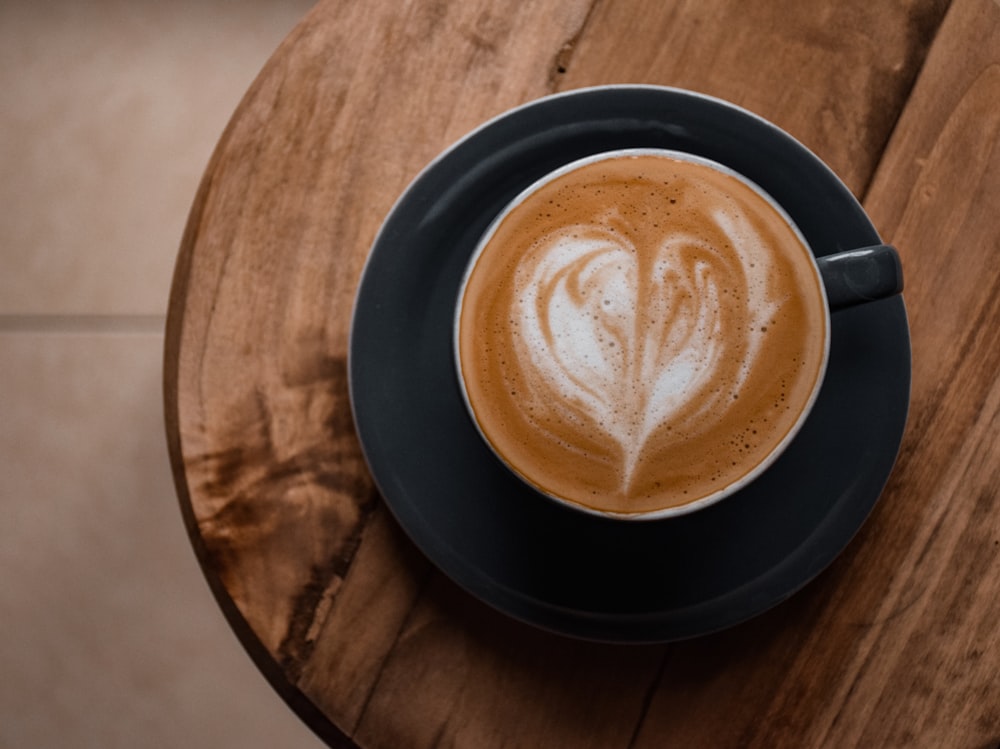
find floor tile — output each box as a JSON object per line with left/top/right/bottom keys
{"left": 0, "top": 0, "right": 315, "bottom": 316}
{"left": 0, "top": 332, "right": 323, "bottom": 748}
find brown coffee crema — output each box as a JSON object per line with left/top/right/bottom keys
{"left": 458, "top": 152, "right": 828, "bottom": 514}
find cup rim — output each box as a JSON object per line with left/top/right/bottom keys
{"left": 454, "top": 147, "right": 832, "bottom": 520}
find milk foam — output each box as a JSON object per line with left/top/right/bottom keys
{"left": 457, "top": 151, "right": 827, "bottom": 514}
{"left": 513, "top": 206, "right": 779, "bottom": 490}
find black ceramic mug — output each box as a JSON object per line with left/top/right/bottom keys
{"left": 454, "top": 147, "right": 902, "bottom": 519}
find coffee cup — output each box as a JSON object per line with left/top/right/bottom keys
{"left": 455, "top": 148, "right": 901, "bottom": 519}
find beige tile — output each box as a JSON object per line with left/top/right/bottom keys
{"left": 0, "top": 0, "right": 315, "bottom": 315}
{"left": 0, "top": 333, "right": 323, "bottom": 748}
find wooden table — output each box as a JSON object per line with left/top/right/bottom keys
{"left": 164, "top": 1, "right": 1000, "bottom": 746}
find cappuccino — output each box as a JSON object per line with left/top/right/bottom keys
{"left": 457, "top": 150, "right": 828, "bottom": 515}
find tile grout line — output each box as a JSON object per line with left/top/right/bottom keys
{"left": 0, "top": 314, "right": 167, "bottom": 335}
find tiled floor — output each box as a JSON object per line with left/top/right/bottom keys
{"left": 1, "top": 2, "right": 325, "bottom": 747}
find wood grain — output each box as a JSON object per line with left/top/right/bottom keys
{"left": 558, "top": 0, "right": 950, "bottom": 195}
{"left": 164, "top": 0, "right": 1000, "bottom": 746}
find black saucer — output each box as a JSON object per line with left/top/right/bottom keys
{"left": 348, "top": 86, "right": 910, "bottom": 643}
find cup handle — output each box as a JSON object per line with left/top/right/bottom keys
{"left": 816, "top": 244, "right": 903, "bottom": 311}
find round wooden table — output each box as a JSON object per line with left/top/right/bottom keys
{"left": 165, "top": 1, "right": 1000, "bottom": 746}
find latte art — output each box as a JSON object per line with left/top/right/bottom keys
{"left": 458, "top": 152, "right": 828, "bottom": 514}
{"left": 515, "top": 208, "right": 779, "bottom": 487}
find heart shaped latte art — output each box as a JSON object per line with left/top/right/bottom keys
{"left": 458, "top": 152, "right": 827, "bottom": 513}
{"left": 512, "top": 208, "right": 780, "bottom": 490}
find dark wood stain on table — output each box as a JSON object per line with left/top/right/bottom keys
{"left": 164, "top": 0, "right": 1000, "bottom": 746}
